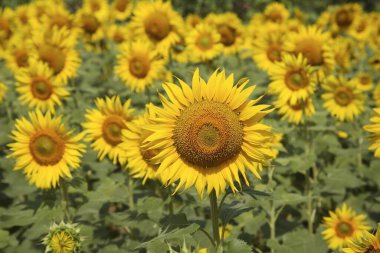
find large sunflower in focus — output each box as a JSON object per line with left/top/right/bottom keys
{"left": 82, "top": 96, "right": 133, "bottom": 164}
{"left": 15, "top": 61, "right": 69, "bottom": 113}
{"left": 186, "top": 23, "right": 223, "bottom": 63}
{"left": 322, "top": 203, "right": 370, "bottom": 250}
{"left": 284, "top": 25, "right": 335, "bottom": 80}
{"left": 115, "top": 40, "right": 166, "bottom": 92}
{"left": 7, "top": 111, "right": 85, "bottom": 189}
{"left": 343, "top": 223, "right": 380, "bottom": 253}
{"left": 120, "top": 107, "right": 158, "bottom": 184}
{"left": 143, "top": 69, "right": 275, "bottom": 198}
{"left": 131, "top": 0, "right": 183, "bottom": 56}
{"left": 322, "top": 75, "right": 364, "bottom": 122}
{"left": 268, "top": 53, "right": 316, "bottom": 105}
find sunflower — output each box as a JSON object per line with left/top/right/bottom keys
{"left": 30, "top": 4, "right": 75, "bottom": 32}
{"left": 43, "top": 222, "right": 83, "bottom": 253}
{"left": 354, "top": 73, "right": 373, "bottom": 91}
{"left": 115, "top": 40, "right": 166, "bottom": 92}
{"left": 363, "top": 108, "right": 380, "bottom": 157}
{"left": 332, "top": 37, "right": 355, "bottom": 72}
{"left": 29, "top": 27, "right": 80, "bottom": 85}
{"left": 268, "top": 53, "right": 316, "bottom": 105}
{"left": 131, "top": 0, "right": 183, "bottom": 56}
{"left": 322, "top": 203, "right": 370, "bottom": 250}
{"left": 0, "top": 82, "right": 7, "bottom": 103}
{"left": 284, "top": 25, "right": 335, "bottom": 80}
{"left": 15, "top": 61, "right": 69, "bottom": 113}
{"left": 82, "top": 96, "right": 134, "bottom": 164}
{"left": 82, "top": 0, "right": 109, "bottom": 20}
{"left": 143, "top": 69, "right": 276, "bottom": 198}
{"left": 252, "top": 30, "right": 286, "bottom": 71}
{"left": 187, "top": 23, "right": 223, "bottom": 63}
{"left": 348, "top": 15, "right": 372, "bottom": 42}
{"left": 7, "top": 111, "right": 85, "bottom": 189}
{"left": 170, "top": 31, "right": 188, "bottom": 63}
{"left": 343, "top": 223, "right": 380, "bottom": 253}
{"left": 110, "top": 0, "right": 133, "bottom": 21}
{"left": 331, "top": 4, "right": 362, "bottom": 33}
{"left": 321, "top": 75, "right": 364, "bottom": 122}
{"left": 106, "top": 24, "right": 130, "bottom": 45}
{"left": 263, "top": 2, "right": 289, "bottom": 24}
{"left": 373, "top": 83, "right": 380, "bottom": 106}
{"left": 206, "top": 12, "right": 245, "bottom": 55}
{"left": 186, "top": 14, "right": 202, "bottom": 28}
{"left": 3, "top": 33, "right": 31, "bottom": 73}
{"left": 274, "top": 97, "right": 315, "bottom": 125}
{"left": 119, "top": 108, "right": 158, "bottom": 184}
{"left": 0, "top": 8, "right": 14, "bottom": 52}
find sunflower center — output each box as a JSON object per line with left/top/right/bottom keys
{"left": 266, "top": 44, "right": 282, "bottom": 62}
{"left": 129, "top": 55, "right": 150, "bottom": 78}
{"left": 14, "top": 49, "right": 29, "bottom": 68}
{"left": 90, "top": 0, "right": 101, "bottom": 11}
{"left": 30, "top": 131, "right": 65, "bottom": 166}
{"left": 335, "top": 10, "right": 352, "bottom": 28}
{"left": 360, "top": 75, "right": 371, "bottom": 85}
{"left": 102, "top": 115, "right": 125, "bottom": 146}
{"left": 50, "top": 15, "right": 70, "bottom": 29}
{"left": 196, "top": 33, "right": 213, "bottom": 50}
{"left": 82, "top": 15, "right": 100, "bottom": 35}
{"left": 0, "top": 18, "right": 11, "bottom": 39}
{"left": 295, "top": 39, "right": 323, "bottom": 66}
{"left": 285, "top": 69, "right": 308, "bottom": 91}
{"left": 334, "top": 87, "right": 353, "bottom": 106}
{"left": 266, "top": 11, "right": 283, "bottom": 23}
{"left": 50, "top": 231, "right": 75, "bottom": 253}
{"left": 113, "top": 31, "right": 125, "bottom": 43}
{"left": 335, "top": 221, "right": 354, "bottom": 238}
{"left": 173, "top": 101, "right": 243, "bottom": 168}
{"left": 144, "top": 12, "right": 171, "bottom": 41}
{"left": 31, "top": 78, "right": 53, "bottom": 100}
{"left": 217, "top": 25, "right": 236, "bottom": 46}
{"left": 38, "top": 45, "right": 66, "bottom": 75}
{"left": 115, "top": 0, "right": 129, "bottom": 12}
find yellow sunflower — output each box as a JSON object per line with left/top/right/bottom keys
{"left": 143, "top": 69, "right": 276, "bottom": 198}
{"left": 186, "top": 14, "right": 202, "bottom": 29}
{"left": 0, "top": 8, "right": 14, "bottom": 53}
{"left": 268, "top": 53, "right": 316, "bottom": 105}
{"left": 106, "top": 24, "right": 130, "bottom": 45}
{"left": 30, "top": 4, "right": 75, "bottom": 32}
{"left": 15, "top": 61, "right": 69, "bottom": 113}
{"left": 110, "top": 0, "right": 133, "bottom": 21}
{"left": 115, "top": 40, "right": 166, "bottom": 92}
{"left": 82, "top": 96, "right": 134, "bottom": 164}
{"left": 206, "top": 12, "right": 245, "bottom": 55}
{"left": 322, "top": 203, "right": 370, "bottom": 250}
{"left": 348, "top": 15, "right": 372, "bottom": 42}
{"left": 363, "top": 108, "right": 380, "bottom": 157}
{"left": 29, "top": 27, "right": 80, "bottom": 85}
{"left": 332, "top": 37, "right": 355, "bottom": 72}
{"left": 170, "top": 31, "right": 188, "bottom": 63}
{"left": 373, "top": 83, "right": 380, "bottom": 106}
{"left": 274, "top": 97, "right": 315, "bottom": 125}
{"left": 252, "top": 30, "right": 286, "bottom": 71}
{"left": 13, "top": 4, "right": 32, "bottom": 30}
{"left": 3, "top": 33, "right": 31, "bottom": 73}
{"left": 322, "top": 75, "right": 364, "bottom": 122}
{"left": 186, "top": 23, "right": 223, "bottom": 63}
{"left": 354, "top": 73, "right": 373, "bottom": 92}
{"left": 119, "top": 108, "right": 158, "bottom": 184}
{"left": 0, "top": 82, "right": 7, "bottom": 103}
{"left": 131, "top": 0, "right": 183, "bottom": 56}
{"left": 343, "top": 223, "right": 380, "bottom": 253}
{"left": 331, "top": 4, "right": 362, "bottom": 33}
{"left": 82, "top": 0, "right": 109, "bottom": 20}
{"left": 7, "top": 111, "right": 85, "bottom": 189}
{"left": 284, "top": 25, "right": 335, "bottom": 80}
{"left": 263, "top": 2, "right": 289, "bottom": 24}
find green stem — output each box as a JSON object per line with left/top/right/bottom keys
{"left": 268, "top": 166, "right": 276, "bottom": 253}
{"left": 168, "top": 186, "right": 174, "bottom": 216}
{"left": 209, "top": 190, "right": 221, "bottom": 248}
{"left": 60, "top": 179, "right": 71, "bottom": 222}
{"left": 128, "top": 176, "right": 134, "bottom": 210}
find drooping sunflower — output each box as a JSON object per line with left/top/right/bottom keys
{"left": 143, "top": 69, "right": 276, "bottom": 198}
{"left": 29, "top": 27, "right": 80, "bottom": 85}
{"left": 268, "top": 53, "right": 316, "bottom": 105}
{"left": 321, "top": 75, "right": 364, "bottom": 122}
{"left": 109, "top": 0, "right": 133, "bottom": 21}
{"left": 0, "top": 82, "right": 7, "bottom": 104}
{"left": 15, "top": 60, "right": 69, "bottom": 113}
{"left": 274, "top": 97, "right": 315, "bottom": 125}
{"left": 363, "top": 108, "right": 380, "bottom": 157}
{"left": 82, "top": 96, "right": 134, "bottom": 164}
{"left": 252, "top": 29, "right": 286, "bottom": 71}
{"left": 119, "top": 107, "right": 158, "bottom": 184}
{"left": 322, "top": 203, "right": 370, "bottom": 250}
{"left": 186, "top": 23, "right": 223, "bottom": 63}
{"left": 131, "top": 0, "right": 183, "bottom": 56}
{"left": 343, "top": 223, "right": 380, "bottom": 253}
{"left": 263, "top": 2, "right": 289, "bottom": 24}
{"left": 115, "top": 40, "right": 166, "bottom": 92}
{"left": 7, "top": 111, "right": 85, "bottom": 189}
{"left": 354, "top": 73, "right": 373, "bottom": 92}
{"left": 284, "top": 25, "right": 335, "bottom": 80}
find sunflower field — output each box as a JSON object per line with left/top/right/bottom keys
{"left": 3, "top": 0, "right": 380, "bottom": 252}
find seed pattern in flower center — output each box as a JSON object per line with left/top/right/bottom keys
{"left": 173, "top": 101, "right": 243, "bottom": 168}
{"left": 31, "top": 77, "right": 53, "bottom": 100}
{"left": 296, "top": 39, "right": 324, "bottom": 66}
{"left": 144, "top": 12, "right": 171, "bottom": 41}
{"left": 38, "top": 45, "right": 66, "bottom": 74}
{"left": 82, "top": 15, "right": 100, "bottom": 35}
{"left": 266, "top": 44, "right": 282, "bottom": 62}
{"left": 335, "top": 221, "right": 354, "bottom": 238}
{"left": 196, "top": 33, "right": 213, "bottom": 50}
{"left": 102, "top": 115, "right": 125, "bottom": 146}
{"left": 129, "top": 55, "right": 150, "bottom": 78}
{"left": 285, "top": 69, "right": 308, "bottom": 91}
{"left": 115, "top": 0, "right": 129, "bottom": 12}
{"left": 217, "top": 25, "right": 236, "bottom": 46}
{"left": 334, "top": 87, "right": 353, "bottom": 106}
{"left": 30, "top": 130, "right": 65, "bottom": 166}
